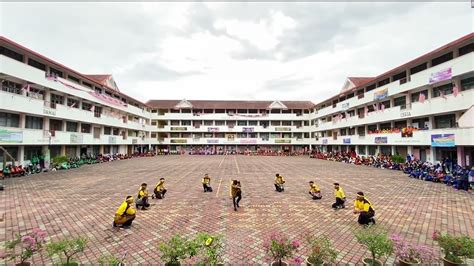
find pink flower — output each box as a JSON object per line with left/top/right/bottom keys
{"left": 432, "top": 231, "right": 440, "bottom": 240}
{"left": 291, "top": 240, "right": 300, "bottom": 248}
{"left": 32, "top": 228, "right": 47, "bottom": 239}
{"left": 294, "top": 257, "right": 303, "bottom": 264}
{"left": 21, "top": 235, "right": 37, "bottom": 250}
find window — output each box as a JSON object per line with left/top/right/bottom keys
{"left": 181, "top": 109, "right": 191, "bottom": 113}
{"left": 411, "top": 90, "right": 428, "bottom": 103}
{"left": 151, "top": 133, "right": 157, "bottom": 138}
{"left": 82, "top": 82, "right": 92, "bottom": 88}
{"left": 393, "top": 96, "right": 406, "bottom": 107}
{"left": 357, "top": 126, "right": 365, "bottom": 136}
{"left": 68, "top": 75, "right": 80, "bottom": 83}
{"left": 0, "top": 146, "right": 18, "bottom": 162}
{"left": 67, "top": 98, "right": 79, "bottom": 108}
{"left": 81, "top": 123, "right": 91, "bottom": 133}
{"left": 357, "top": 146, "right": 366, "bottom": 155}
{"left": 271, "top": 121, "right": 280, "bottom": 126}
{"left": 282, "top": 121, "right": 291, "bottom": 126}
{"left": 237, "top": 120, "right": 247, "bottom": 126}
{"left": 412, "top": 117, "right": 429, "bottom": 129}
{"left": 394, "top": 120, "right": 407, "bottom": 129}
{"left": 93, "top": 127, "right": 101, "bottom": 139}
{"left": 181, "top": 120, "right": 191, "bottom": 126}
{"left": 0, "top": 112, "right": 20, "bottom": 127}
{"left": 0, "top": 46, "right": 23, "bottom": 62}
{"left": 459, "top": 43, "right": 474, "bottom": 56}
{"left": 368, "top": 146, "right": 377, "bottom": 156}
{"left": 461, "top": 77, "right": 474, "bottom": 91}
{"left": 433, "top": 83, "right": 453, "bottom": 97}
{"left": 1, "top": 80, "right": 21, "bottom": 94}
{"left": 170, "top": 133, "right": 180, "bottom": 138}
{"left": 51, "top": 94, "right": 64, "bottom": 105}
{"left": 94, "top": 106, "right": 102, "bottom": 118}
{"left": 365, "top": 84, "right": 376, "bottom": 92}
{"left": 204, "top": 120, "right": 213, "bottom": 126}
{"left": 25, "top": 116, "right": 43, "bottom": 129}
{"left": 66, "top": 121, "right": 78, "bottom": 132}
{"left": 340, "top": 128, "right": 347, "bottom": 136}
{"left": 377, "top": 78, "right": 390, "bottom": 87}
{"left": 50, "top": 67, "right": 64, "bottom": 78}
{"left": 215, "top": 109, "right": 225, "bottom": 114}
{"left": 392, "top": 71, "right": 406, "bottom": 82}
{"left": 248, "top": 121, "right": 258, "bottom": 126}
{"left": 24, "top": 146, "right": 42, "bottom": 161}
{"left": 104, "top": 127, "right": 111, "bottom": 135}
{"left": 434, "top": 114, "right": 456, "bottom": 129}
{"left": 409, "top": 63, "right": 427, "bottom": 76}
{"left": 271, "top": 109, "right": 281, "bottom": 114}
{"left": 380, "top": 123, "right": 391, "bottom": 130}
{"left": 95, "top": 87, "right": 102, "bottom": 94}
{"left": 82, "top": 102, "right": 92, "bottom": 111}
{"left": 281, "top": 109, "right": 291, "bottom": 114}
{"left": 380, "top": 100, "right": 390, "bottom": 109}
{"left": 432, "top": 52, "right": 454, "bottom": 67}
{"left": 215, "top": 120, "right": 225, "bottom": 126}
{"left": 28, "top": 58, "right": 46, "bottom": 71}
{"left": 49, "top": 119, "right": 63, "bottom": 131}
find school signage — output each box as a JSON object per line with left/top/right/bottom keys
{"left": 240, "top": 139, "right": 257, "bottom": 144}
{"left": 374, "top": 137, "right": 388, "bottom": 144}
{"left": 170, "top": 139, "right": 187, "bottom": 144}
{"left": 429, "top": 68, "right": 452, "bottom": 84}
{"left": 170, "top": 127, "right": 187, "bottom": 131}
{"left": 374, "top": 88, "right": 388, "bottom": 101}
{"left": 242, "top": 127, "right": 254, "bottom": 133}
{"left": 207, "top": 127, "right": 220, "bottom": 132}
{"left": 0, "top": 129, "right": 23, "bottom": 143}
{"left": 275, "top": 139, "right": 291, "bottom": 144}
{"left": 70, "top": 133, "right": 83, "bottom": 144}
{"left": 431, "top": 134, "right": 455, "bottom": 147}
{"left": 275, "top": 127, "right": 291, "bottom": 132}
{"left": 43, "top": 108, "right": 56, "bottom": 116}
{"left": 207, "top": 139, "right": 219, "bottom": 144}
{"left": 322, "top": 139, "right": 328, "bottom": 144}
{"left": 341, "top": 103, "right": 350, "bottom": 110}
{"left": 343, "top": 138, "right": 351, "bottom": 144}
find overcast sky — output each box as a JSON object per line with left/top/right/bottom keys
{"left": 1, "top": 2, "right": 472, "bottom": 103}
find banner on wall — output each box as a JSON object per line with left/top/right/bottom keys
{"left": 343, "top": 138, "right": 351, "bottom": 144}
{"left": 208, "top": 127, "right": 220, "bottom": 133}
{"left": 170, "top": 139, "right": 187, "bottom": 144}
{"left": 374, "top": 137, "right": 388, "bottom": 144}
{"left": 242, "top": 127, "right": 254, "bottom": 133}
{"left": 341, "top": 103, "right": 350, "bottom": 110}
{"left": 373, "top": 88, "right": 388, "bottom": 101}
{"left": 275, "top": 127, "right": 291, "bottom": 132}
{"left": 0, "top": 129, "right": 23, "bottom": 143}
{"left": 170, "top": 127, "right": 187, "bottom": 131}
{"left": 240, "top": 139, "right": 257, "bottom": 144}
{"left": 207, "top": 139, "right": 219, "bottom": 144}
{"left": 70, "top": 133, "right": 83, "bottom": 144}
{"left": 322, "top": 139, "right": 328, "bottom": 144}
{"left": 429, "top": 68, "right": 452, "bottom": 84}
{"left": 275, "top": 139, "right": 291, "bottom": 144}
{"left": 431, "top": 134, "right": 455, "bottom": 147}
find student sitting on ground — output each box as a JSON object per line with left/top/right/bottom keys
{"left": 136, "top": 183, "right": 150, "bottom": 210}
{"left": 274, "top": 173, "right": 285, "bottom": 192}
{"left": 153, "top": 178, "right": 167, "bottom": 199}
{"left": 354, "top": 192, "right": 376, "bottom": 226}
{"left": 308, "top": 181, "right": 322, "bottom": 200}
{"left": 113, "top": 195, "right": 136, "bottom": 229}
{"left": 202, "top": 174, "right": 213, "bottom": 192}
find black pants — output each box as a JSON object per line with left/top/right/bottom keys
{"left": 310, "top": 192, "right": 322, "bottom": 200}
{"left": 332, "top": 198, "right": 345, "bottom": 209}
{"left": 136, "top": 197, "right": 150, "bottom": 208}
{"left": 358, "top": 211, "right": 375, "bottom": 225}
{"left": 154, "top": 188, "right": 167, "bottom": 199}
{"left": 203, "top": 184, "right": 213, "bottom": 192}
{"left": 275, "top": 184, "right": 284, "bottom": 192}
{"left": 233, "top": 193, "right": 242, "bottom": 210}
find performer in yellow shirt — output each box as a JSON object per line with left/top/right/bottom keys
{"left": 308, "top": 181, "right": 322, "bottom": 200}
{"left": 202, "top": 174, "right": 212, "bottom": 192}
{"left": 113, "top": 195, "right": 136, "bottom": 229}
{"left": 136, "top": 183, "right": 150, "bottom": 210}
{"left": 332, "top": 183, "right": 346, "bottom": 209}
{"left": 230, "top": 180, "right": 242, "bottom": 211}
{"left": 274, "top": 173, "right": 285, "bottom": 192}
{"left": 153, "top": 178, "right": 167, "bottom": 199}
{"left": 354, "top": 192, "right": 376, "bottom": 226}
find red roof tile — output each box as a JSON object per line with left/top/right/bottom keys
{"left": 348, "top": 77, "right": 374, "bottom": 87}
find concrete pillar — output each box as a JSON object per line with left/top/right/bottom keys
{"left": 42, "top": 145, "right": 50, "bottom": 168}
{"left": 457, "top": 146, "right": 465, "bottom": 167}
{"left": 427, "top": 116, "right": 434, "bottom": 130}
{"left": 428, "top": 147, "right": 436, "bottom": 164}
{"left": 391, "top": 145, "right": 397, "bottom": 156}
{"left": 18, "top": 146, "right": 25, "bottom": 166}
{"left": 407, "top": 146, "right": 413, "bottom": 157}
{"left": 60, "top": 145, "right": 66, "bottom": 156}
{"left": 19, "top": 114, "right": 26, "bottom": 128}
{"left": 44, "top": 88, "right": 51, "bottom": 104}
{"left": 99, "top": 145, "right": 104, "bottom": 154}
{"left": 62, "top": 120, "right": 67, "bottom": 132}
{"left": 43, "top": 117, "right": 50, "bottom": 131}
{"left": 76, "top": 146, "right": 81, "bottom": 158}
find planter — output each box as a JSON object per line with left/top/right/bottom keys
{"left": 362, "top": 258, "right": 383, "bottom": 266}
{"left": 398, "top": 258, "right": 420, "bottom": 266}
{"left": 165, "top": 262, "right": 181, "bottom": 266}
{"left": 442, "top": 257, "right": 464, "bottom": 266}
{"left": 15, "top": 262, "right": 31, "bottom": 266}
{"left": 271, "top": 261, "right": 289, "bottom": 266}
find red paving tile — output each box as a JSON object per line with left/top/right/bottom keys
{"left": 1, "top": 156, "right": 473, "bottom": 265}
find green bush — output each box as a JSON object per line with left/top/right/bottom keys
{"left": 158, "top": 235, "right": 198, "bottom": 266}
{"left": 354, "top": 227, "right": 393, "bottom": 266}
{"left": 98, "top": 253, "right": 121, "bottom": 266}
{"left": 433, "top": 231, "right": 474, "bottom": 263}
{"left": 46, "top": 237, "right": 88, "bottom": 266}
{"left": 52, "top": 156, "right": 69, "bottom": 165}
{"left": 391, "top": 155, "right": 405, "bottom": 164}
{"left": 194, "top": 233, "right": 224, "bottom": 266}
{"left": 306, "top": 235, "right": 338, "bottom": 265}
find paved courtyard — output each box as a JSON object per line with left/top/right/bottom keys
{"left": 1, "top": 155, "right": 473, "bottom": 265}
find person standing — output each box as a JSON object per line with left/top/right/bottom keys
{"left": 332, "top": 183, "right": 346, "bottom": 209}
{"left": 202, "top": 174, "right": 212, "bottom": 192}
{"left": 353, "top": 192, "right": 376, "bottom": 226}
{"left": 274, "top": 173, "right": 285, "bottom": 192}
{"left": 230, "top": 180, "right": 242, "bottom": 211}
{"left": 113, "top": 195, "right": 136, "bottom": 229}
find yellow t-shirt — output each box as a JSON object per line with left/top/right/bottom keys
{"left": 275, "top": 176, "right": 285, "bottom": 184}
{"left": 334, "top": 188, "right": 345, "bottom": 199}
{"left": 310, "top": 184, "right": 320, "bottom": 193}
{"left": 156, "top": 181, "right": 165, "bottom": 191}
{"left": 116, "top": 201, "right": 136, "bottom": 216}
{"left": 202, "top": 177, "right": 210, "bottom": 184}
{"left": 138, "top": 189, "right": 148, "bottom": 199}
{"left": 354, "top": 197, "right": 375, "bottom": 212}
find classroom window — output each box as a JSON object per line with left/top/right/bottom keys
{"left": 0, "top": 112, "right": 20, "bottom": 127}
{"left": 25, "top": 116, "right": 43, "bottom": 129}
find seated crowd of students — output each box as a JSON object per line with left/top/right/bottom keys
{"left": 311, "top": 151, "right": 473, "bottom": 192}
{"left": 367, "top": 126, "right": 429, "bottom": 135}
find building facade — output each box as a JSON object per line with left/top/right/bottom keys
{"left": 1, "top": 33, "right": 473, "bottom": 167}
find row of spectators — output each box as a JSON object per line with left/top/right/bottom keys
{"left": 367, "top": 126, "right": 429, "bottom": 135}
{"left": 310, "top": 151, "right": 473, "bottom": 191}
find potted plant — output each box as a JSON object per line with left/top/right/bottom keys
{"left": 354, "top": 227, "right": 393, "bottom": 266}
{"left": 263, "top": 232, "right": 300, "bottom": 266}
{"left": 98, "top": 252, "right": 128, "bottom": 266}
{"left": 194, "top": 233, "right": 224, "bottom": 266}
{"left": 306, "top": 235, "right": 338, "bottom": 265}
{"left": 46, "top": 237, "right": 88, "bottom": 266}
{"left": 4, "top": 228, "right": 47, "bottom": 266}
{"left": 390, "top": 234, "right": 437, "bottom": 265}
{"left": 433, "top": 231, "right": 474, "bottom": 266}
{"left": 158, "top": 234, "right": 198, "bottom": 266}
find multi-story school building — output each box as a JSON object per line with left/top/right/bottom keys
{"left": 0, "top": 33, "right": 473, "bottom": 167}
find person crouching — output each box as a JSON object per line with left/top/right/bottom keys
{"left": 308, "top": 181, "right": 322, "bottom": 200}
{"left": 113, "top": 195, "right": 136, "bottom": 229}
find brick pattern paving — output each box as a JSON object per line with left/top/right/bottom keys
{"left": 1, "top": 156, "right": 473, "bottom": 265}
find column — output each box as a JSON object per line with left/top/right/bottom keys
{"left": 391, "top": 145, "right": 396, "bottom": 156}
{"left": 19, "top": 114, "right": 26, "bottom": 129}
{"left": 18, "top": 146, "right": 25, "bottom": 166}
{"left": 428, "top": 147, "right": 436, "bottom": 163}
{"left": 99, "top": 145, "right": 105, "bottom": 154}
{"left": 457, "top": 146, "right": 465, "bottom": 167}
{"left": 60, "top": 145, "right": 66, "bottom": 156}
{"left": 407, "top": 146, "right": 413, "bottom": 157}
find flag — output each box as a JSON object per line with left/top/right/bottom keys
{"left": 453, "top": 86, "right": 459, "bottom": 97}
{"left": 419, "top": 93, "right": 426, "bottom": 103}
{"left": 381, "top": 103, "right": 385, "bottom": 112}
{"left": 70, "top": 102, "right": 77, "bottom": 108}
{"left": 90, "top": 105, "right": 95, "bottom": 112}
{"left": 364, "top": 106, "right": 368, "bottom": 116}
{"left": 21, "top": 83, "right": 30, "bottom": 93}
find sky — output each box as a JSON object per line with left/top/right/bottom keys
{"left": 1, "top": 2, "right": 472, "bottom": 104}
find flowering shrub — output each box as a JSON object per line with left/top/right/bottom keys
{"left": 158, "top": 234, "right": 198, "bottom": 266}
{"left": 354, "top": 227, "right": 393, "bottom": 266}
{"left": 390, "top": 234, "right": 436, "bottom": 263}
{"left": 194, "top": 233, "right": 224, "bottom": 266}
{"left": 5, "top": 228, "right": 47, "bottom": 264}
{"left": 433, "top": 230, "right": 474, "bottom": 264}
{"left": 306, "top": 235, "right": 338, "bottom": 265}
{"left": 46, "top": 237, "right": 88, "bottom": 266}
{"left": 263, "top": 232, "right": 300, "bottom": 266}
